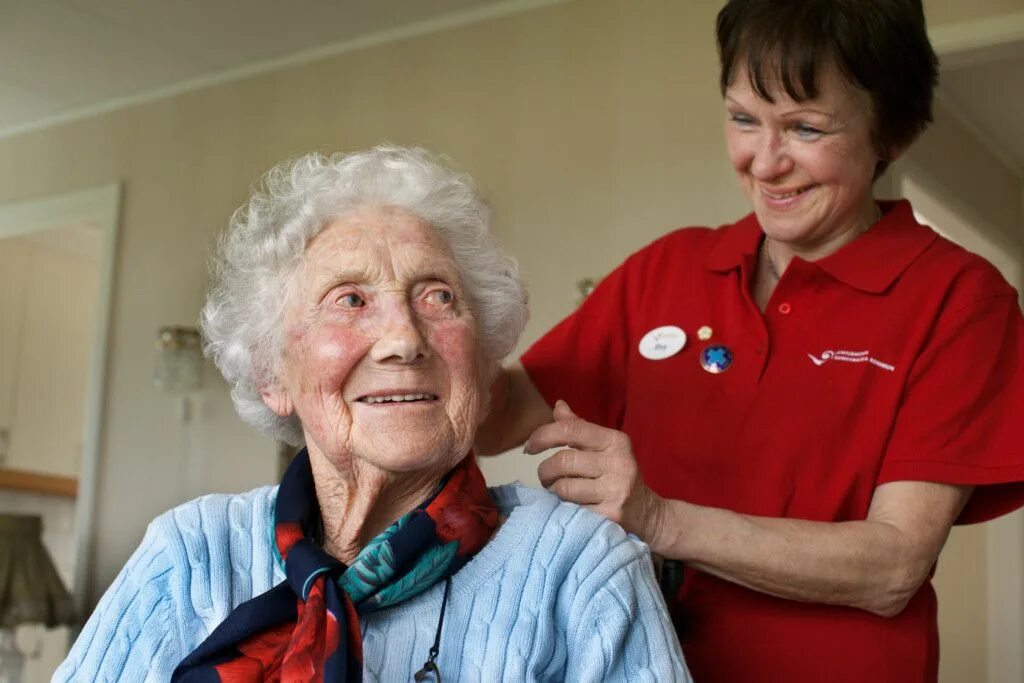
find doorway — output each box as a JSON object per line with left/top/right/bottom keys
{"left": 0, "top": 184, "right": 121, "bottom": 679}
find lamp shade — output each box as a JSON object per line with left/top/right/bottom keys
{"left": 0, "top": 515, "right": 76, "bottom": 628}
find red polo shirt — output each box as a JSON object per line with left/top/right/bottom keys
{"left": 521, "top": 200, "right": 1024, "bottom": 683}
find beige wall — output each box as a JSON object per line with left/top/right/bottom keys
{"left": 899, "top": 101, "right": 1023, "bottom": 257}
{"left": 0, "top": 0, "right": 1019, "bottom": 680}
{"left": 0, "top": 0, "right": 748, "bottom": 605}
{"left": 925, "top": 0, "right": 1024, "bottom": 27}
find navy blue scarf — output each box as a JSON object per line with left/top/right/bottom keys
{"left": 173, "top": 449, "right": 497, "bottom": 682}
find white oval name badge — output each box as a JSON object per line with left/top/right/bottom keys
{"left": 639, "top": 325, "right": 687, "bottom": 360}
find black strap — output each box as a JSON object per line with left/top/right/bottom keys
{"left": 659, "top": 559, "right": 688, "bottom": 638}
{"left": 414, "top": 576, "right": 453, "bottom": 682}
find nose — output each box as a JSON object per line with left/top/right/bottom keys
{"left": 750, "top": 130, "right": 793, "bottom": 180}
{"left": 370, "top": 299, "right": 429, "bottom": 364}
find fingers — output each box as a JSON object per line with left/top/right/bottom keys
{"left": 545, "top": 477, "right": 605, "bottom": 506}
{"left": 524, "top": 401, "right": 622, "bottom": 454}
{"left": 552, "top": 399, "right": 577, "bottom": 421}
{"left": 537, "top": 448, "right": 606, "bottom": 488}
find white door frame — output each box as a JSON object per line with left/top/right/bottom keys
{"left": 0, "top": 184, "right": 122, "bottom": 615}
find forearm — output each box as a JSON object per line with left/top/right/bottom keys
{"left": 527, "top": 404, "right": 974, "bottom": 618}
{"left": 653, "top": 498, "right": 946, "bottom": 617}
{"left": 475, "top": 363, "right": 551, "bottom": 455}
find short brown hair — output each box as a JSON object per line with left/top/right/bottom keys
{"left": 716, "top": 0, "right": 938, "bottom": 173}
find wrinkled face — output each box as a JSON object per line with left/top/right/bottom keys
{"left": 724, "top": 61, "right": 882, "bottom": 256}
{"left": 265, "top": 207, "right": 487, "bottom": 475}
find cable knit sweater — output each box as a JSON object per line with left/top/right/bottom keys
{"left": 54, "top": 483, "right": 690, "bottom": 682}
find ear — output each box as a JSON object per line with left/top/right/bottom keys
{"left": 475, "top": 358, "right": 503, "bottom": 424}
{"left": 881, "top": 141, "right": 909, "bottom": 165}
{"left": 482, "top": 358, "right": 502, "bottom": 385}
{"left": 260, "top": 382, "right": 294, "bottom": 418}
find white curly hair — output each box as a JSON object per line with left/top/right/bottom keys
{"left": 200, "top": 145, "right": 528, "bottom": 446}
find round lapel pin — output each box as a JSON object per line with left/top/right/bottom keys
{"left": 639, "top": 325, "right": 687, "bottom": 360}
{"left": 700, "top": 344, "right": 733, "bottom": 374}
{"left": 697, "top": 325, "right": 713, "bottom": 341}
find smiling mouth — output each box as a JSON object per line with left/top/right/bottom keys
{"left": 356, "top": 392, "right": 439, "bottom": 405}
{"left": 762, "top": 184, "right": 817, "bottom": 200}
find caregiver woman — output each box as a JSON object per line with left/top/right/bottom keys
{"left": 477, "top": 1, "right": 1024, "bottom": 681}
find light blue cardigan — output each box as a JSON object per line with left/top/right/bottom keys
{"left": 55, "top": 484, "right": 691, "bottom": 682}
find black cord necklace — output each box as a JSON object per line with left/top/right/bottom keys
{"left": 413, "top": 576, "right": 453, "bottom": 682}
{"left": 762, "top": 237, "right": 781, "bottom": 282}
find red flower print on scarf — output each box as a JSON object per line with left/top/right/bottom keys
{"left": 215, "top": 622, "right": 292, "bottom": 681}
{"left": 426, "top": 457, "right": 498, "bottom": 556}
{"left": 276, "top": 522, "right": 304, "bottom": 560}
{"left": 281, "top": 584, "right": 334, "bottom": 682}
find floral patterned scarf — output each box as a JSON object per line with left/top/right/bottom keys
{"left": 172, "top": 448, "right": 498, "bottom": 682}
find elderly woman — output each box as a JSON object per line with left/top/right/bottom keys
{"left": 477, "top": 1, "right": 1024, "bottom": 682}
{"left": 55, "top": 146, "right": 690, "bottom": 682}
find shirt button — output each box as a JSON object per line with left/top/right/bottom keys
{"left": 778, "top": 302, "right": 792, "bottom": 315}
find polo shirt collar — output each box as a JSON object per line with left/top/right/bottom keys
{"left": 704, "top": 200, "right": 936, "bottom": 293}
{"left": 703, "top": 211, "right": 762, "bottom": 273}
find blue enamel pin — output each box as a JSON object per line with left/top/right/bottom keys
{"left": 700, "top": 344, "right": 733, "bottom": 374}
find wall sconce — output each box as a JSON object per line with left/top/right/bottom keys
{"left": 154, "top": 326, "right": 202, "bottom": 394}
{"left": 575, "top": 277, "right": 596, "bottom": 308}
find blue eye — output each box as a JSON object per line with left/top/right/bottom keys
{"left": 729, "top": 113, "right": 756, "bottom": 126}
{"left": 794, "top": 124, "right": 824, "bottom": 140}
{"left": 337, "top": 293, "right": 365, "bottom": 308}
{"left": 425, "top": 289, "right": 453, "bottom": 306}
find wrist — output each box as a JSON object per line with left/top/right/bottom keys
{"left": 647, "top": 497, "right": 690, "bottom": 560}
{"left": 643, "top": 492, "right": 669, "bottom": 555}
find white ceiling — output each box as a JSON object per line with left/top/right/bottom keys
{"left": 0, "top": 0, "right": 522, "bottom": 136}
{"left": 940, "top": 41, "right": 1024, "bottom": 175}
{"left": 0, "top": 0, "right": 1021, "bottom": 180}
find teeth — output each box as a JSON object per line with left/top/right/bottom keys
{"left": 362, "top": 393, "right": 435, "bottom": 404}
{"left": 766, "top": 186, "right": 810, "bottom": 200}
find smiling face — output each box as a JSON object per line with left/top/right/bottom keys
{"left": 263, "top": 207, "right": 487, "bottom": 476}
{"left": 724, "top": 61, "right": 885, "bottom": 259}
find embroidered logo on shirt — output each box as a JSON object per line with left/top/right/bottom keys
{"left": 807, "top": 349, "right": 895, "bottom": 372}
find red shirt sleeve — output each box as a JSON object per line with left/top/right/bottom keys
{"left": 520, "top": 250, "right": 645, "bottom": 430}
{"left": 878, "top": 289, "right": 1024, "bottom": 523}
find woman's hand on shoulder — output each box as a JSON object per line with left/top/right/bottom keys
{"left": 526, "top": 400, "right": 667, "bottom": 546}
